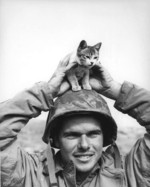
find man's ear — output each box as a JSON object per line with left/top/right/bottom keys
{"left": 52, "top": 138, "right": 60, "bottom": 148}
{"left": 50, "top": 138, "right": 53, "bottom": 145}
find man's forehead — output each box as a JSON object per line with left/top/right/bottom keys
{"left": 61, "top": 115, "right": 102, "bottom": 132}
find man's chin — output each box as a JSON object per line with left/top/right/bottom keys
{"left": 73, "top": 156, "right": 99, "bottom": 172}
{"left": 75, "top": 163, "right": 95, "bottom": 173}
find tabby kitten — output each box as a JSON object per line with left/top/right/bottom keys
{"left": 67, "top": 40, "right": 102, "bottom": 91}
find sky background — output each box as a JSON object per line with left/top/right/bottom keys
{"left": 0, "top": 0, "right": 150, "bottom": 130}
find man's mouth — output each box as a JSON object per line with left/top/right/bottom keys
{"left": 74, "top": 153, "right": 94, "bottom": 162}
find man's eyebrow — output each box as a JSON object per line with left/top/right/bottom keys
{"left": 63, "top": 129, "right": 102, "bottom": 136}
{"left": 63, "top": 131, "right": 81, "bottom": 137}
{"left": 87, "top": 129, "right": 102, "bottom": 135}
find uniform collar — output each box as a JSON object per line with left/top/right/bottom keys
{"left": 55, "top": 151, "right": 101, "bottom": 186}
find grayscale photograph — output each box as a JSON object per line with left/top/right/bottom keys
{"left": 0, "top": 0, "right": 150, "bottom": 186}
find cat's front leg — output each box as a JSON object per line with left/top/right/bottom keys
{"left": 67, "top": 70, "right": 81, "bottom": 91}
{"left": 82, "top": 69, "right": 92, "bottom": 90}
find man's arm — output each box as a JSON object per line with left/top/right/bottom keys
{"left": 114, "top": 81, "right": 150, "bottom": 186}
{"left": 0, "top": 54, "right": 76, "bottom": 150}
{"left": 90, "top": 63, "right": 150, "bottom": 186}
{"left": 114, "top": 81, "right": 150, "bottom": 128}
{"left": 0, "top": 82, "right": 53, "bottom": 150}
{"left": 0, "top": 54, "right": 77, "bottom": 187}
{"left": 90, "top": 62, "right": 150, "bottom": 128}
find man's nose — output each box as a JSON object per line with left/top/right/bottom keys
{"left": 78, "top": 135, "right": 90, "bottom": 150}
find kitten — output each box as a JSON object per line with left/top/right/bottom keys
{"left": 67, "top": 40, "right": 102, "bottom": 91}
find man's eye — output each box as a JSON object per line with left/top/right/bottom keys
{"left": 67, "top": 135, "right": 76, "bottom": 139}
{"left": 88, "top": 131, "right": 101, "bottom": 138}
{"left": 64, "top": 133, "right": 79, "bottom": 139}
{"left": 89, "top": 134, "right": 98, "bottom": 138}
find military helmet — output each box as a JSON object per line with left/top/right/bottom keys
{"left": 42, "top": 89, "right": 117, "bottom": 147}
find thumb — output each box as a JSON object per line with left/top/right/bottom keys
{"left": 60, "top": 53, "right": 72, "bottom": 66}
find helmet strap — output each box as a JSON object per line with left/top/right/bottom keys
{"left": 46, "top": 140, "right": 58, "bottom": 187}
{"left": 112, "top": 141, "right": 122, "bottom": 168}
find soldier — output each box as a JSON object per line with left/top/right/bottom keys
{"left": 0, "top": 54, "right": 150, "bottom": 187}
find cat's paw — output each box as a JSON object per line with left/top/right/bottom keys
{"left": 72, "top": 86, "right": 81, "bottom": 91}
{"left": 83, "top": 84, "right": 92, "bottom": 90}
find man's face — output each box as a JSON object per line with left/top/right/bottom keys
{"left": 56, "top": 114, "right": 103, "bottom": 174}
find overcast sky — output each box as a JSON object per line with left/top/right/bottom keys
{"left": 0, "top": 0, "right": 150, "bottom": 129}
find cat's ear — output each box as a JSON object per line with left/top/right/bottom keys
{"left": 78, "top": 40, "right": 87, "bottom": 51}
{"left": 94, "top": 42, "right": 102, "bottom": 51}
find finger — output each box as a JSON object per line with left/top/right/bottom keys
{"left": 94, "top": 62, "right": 110, "bottom": 76}
{"left": 89, "top": 78, "right": 103, "bottom": 91}
{"left": 56, "top": 55, "right": 70, "bottom": 69}
{"left": 57, "top": 81, "right": 70, "bottom": 96}
{"left": 94, "top": 61, "right": 104, "bottom": 71}
{"left": 60, "top": 53, "right": 72, "bottom": 66}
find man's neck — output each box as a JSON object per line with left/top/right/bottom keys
{"left": 76, "top": 171, "right": 90, "bottom": 186}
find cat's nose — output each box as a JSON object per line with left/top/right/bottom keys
{"left": 90, "top": 62, "right": 94, "bottom": 66}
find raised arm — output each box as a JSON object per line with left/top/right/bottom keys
{"left": 91, "top": 62, "right": 150, "bottom": 186}
{"left": 90, "top": 61, "right": 150, "bottom": 126}
{"left": 0, "top": 54, "right": 77, "bottom": 187}
{"left": 0, "top": 54, "right": 76, "bottom": 150}
{"left": 0, "top": 82, "right": 54, "bottom": 150}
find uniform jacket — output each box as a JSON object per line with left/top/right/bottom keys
{"left": 0, "top": 81, "right": 150, "bottom": 187}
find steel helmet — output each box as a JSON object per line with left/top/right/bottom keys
{"left": 42, "top": 89, "right": 117, "bottom": 147}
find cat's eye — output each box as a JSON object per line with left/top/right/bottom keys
{"left": 85, "top": 55, "right": 90, "bottom": 59}
{"left": 94, "top": 57, "right": 98, "bottom": 59}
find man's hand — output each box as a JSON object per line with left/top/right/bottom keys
{"left": 90, "top": 61, "right": 121, "bottom": 100}
{"left": 48, "top": 54, "right": 76, "bottom": 98}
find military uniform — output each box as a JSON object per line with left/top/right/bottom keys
{"left": 0, "top": 81, "right": 150, "bottom": 187}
